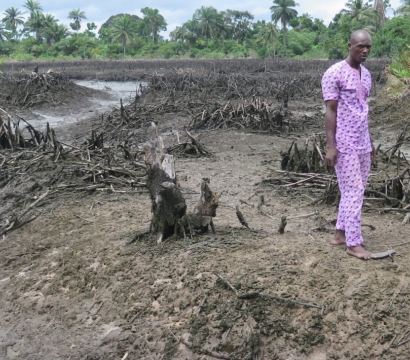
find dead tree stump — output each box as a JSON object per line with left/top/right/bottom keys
{"left": 178, "top": 179, "right": 221, "bottom": 237}
{"left": 144, "top": 141, "right": 186, "bottom": 244}
{"left": 195, "top": 179, "right": 221, "bottom": 217}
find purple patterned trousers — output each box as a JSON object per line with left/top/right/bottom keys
{"left": 335, "top": 152, "right": 371, "bottom": 247}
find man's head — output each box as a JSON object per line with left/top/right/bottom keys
{"left": 348, "top": 30, "right": 372, "bottom": 64}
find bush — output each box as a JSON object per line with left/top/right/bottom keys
{"left": 257, "top": 46, "right": 267, "bottom": 58}
{"left": 189, "top": 48, "right": 199, "bottom": 58}
{"left": 286, "top": 30, "right": 315, "bottom": 56}
{"left": 221, "top": 40, "right": 248, "bottom": 57}
{"left": 293, "top": 46, "right": 327, "bottom": 59}
{"left": 0, "top": 41, "right": 14, "bottom": 56}
{"left": 10, "top": 53, "right": 36, "bottom": 61}
{"left": 371, "top": 17, "right": 410, "bottom": 58}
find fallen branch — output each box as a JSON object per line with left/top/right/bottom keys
{"left": 259, "top": 292, "right": 325, "bottom": 310}
{"left": 0, "top": 190, "right": 50, "bottom": 235}
{"left": 287, "top": 212, "right": 316, "bottom": 220}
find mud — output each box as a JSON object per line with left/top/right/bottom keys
{"left": 0, "top": 61, "right": 409, "bottom": 360}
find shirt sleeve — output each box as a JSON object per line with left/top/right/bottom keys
{"left": 321, "top": 68, "right": 340, "bottom": 101}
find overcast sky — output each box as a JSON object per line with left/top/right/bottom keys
{"left": 0, "top": 0, "right": 402, "bottom": 38}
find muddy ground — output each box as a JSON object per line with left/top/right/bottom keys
{"left": 0, "top": 60, "right": 409, "bottom": 360}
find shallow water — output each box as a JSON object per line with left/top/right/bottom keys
{"left": 74, "top": 80, "right": 143, "bottom": 102}
{"left": 23, "top": 80, "right": 145, "bottom": 130}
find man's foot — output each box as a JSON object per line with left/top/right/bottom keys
{"left": 331, "top": 230, "right": 346, "bottom": 245}
{"left": 346, "top": 245, "right": 372, "bottom": 260}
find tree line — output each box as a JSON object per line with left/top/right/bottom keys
{"left": 1, "top": 0, "right": 410, "bottom": 60}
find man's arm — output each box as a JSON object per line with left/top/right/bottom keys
{"left": 366, "top": 70, "right": 376, "bottom": 163}
{"left": 325, "top": 100, "right": 338, "bottom": 167}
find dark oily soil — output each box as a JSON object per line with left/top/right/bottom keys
{"left": 1, "top": 58, "right": 389, "bottom": 81}
{"left": 0, "top": 62, "right": 409, "bottom": 360}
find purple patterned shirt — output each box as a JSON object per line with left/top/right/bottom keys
{"left": 321, "top": 60, "right": 372, "bottom": 154}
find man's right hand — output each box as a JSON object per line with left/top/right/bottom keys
{"left": 325, "top": 147, "right": 338, "bottom": 167}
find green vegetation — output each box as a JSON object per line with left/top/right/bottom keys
{"left": 0, "top": 0, "right": 409, "bottom": 60}
{"left": 270, "top": 0, "right": 299, "bottom": 46}
{"left": 67, "top": 8, "right": 87, "bottom": 33}
{"left": 385, "top": 45, "right": 410, "bottom": 98}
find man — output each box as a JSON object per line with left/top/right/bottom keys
{"left": 321, "top": 30, "right": 375, "bottom": 260}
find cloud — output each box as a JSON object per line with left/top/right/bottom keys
{"left": 252, "top": 7, "right": 271, "bottom": 17}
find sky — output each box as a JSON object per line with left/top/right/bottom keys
{"left": 0, "top": 0, "right": 403, "bottom": 39}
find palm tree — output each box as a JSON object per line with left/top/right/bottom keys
{"left": 373, "top": 0, "right": 386, "bottom": 29}
{"left": 42, "top": 23, "right": 69, "bottom": 43}
{"left": 41, "top": 14, "right": 58, "bottom": 44}
{"left": 25, "top": 10, "right": 44, "bottom": 41}
{"left": 298, "top": 13, "right": 314, "bottom": 30}
{"left": 342, "top": 0, "right": 376, "bottom": 22}
{"left": 256, "top": 22, "right": 278, "bottom": 57}
{"left": 43, "top": 14, "right": 57, "bottom": 26}
{"left": 22, "top": 0, "right": 43, "bottom": 13}
{"left": 170, "top": 20, "right": 198, "bottom": 44}
{"left": 193, "top": 6, "right": 223, "bottom": 47}
{"left": 140, "top": 7, "right": 167, "bottom": 44}
{"left": 2, "top": 7, "right": 25, "bottom": 32}
{"left": 111, "top": 16, "right": 138, "bottom": 53}
{"left": 67, "top": 8, "right": 87, "bottom": 33}
{"left": 270, "top": 0, "right": 299, "bottom": 46}
{"left": 0, "top": 23, "right": 9, "bottom": 41}
{"left": 184, "top": 20, "right": 200, "bottom": 44}
{"left": 170, "top": 26, "right": 185, "bottom": 42}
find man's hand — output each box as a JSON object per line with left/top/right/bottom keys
{"left": 371, "top": 142, "right": 376, "bottom": 163}
{"left": 325, "top": 147, "right": 338, "bottom": 167}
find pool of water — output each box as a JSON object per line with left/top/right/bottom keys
{"left": 23, "top": 80, "right": 145, "bottom": 130}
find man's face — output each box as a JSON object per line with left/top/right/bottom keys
{"left": 348, "top": 35, "right": 372, "bottom": 63}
